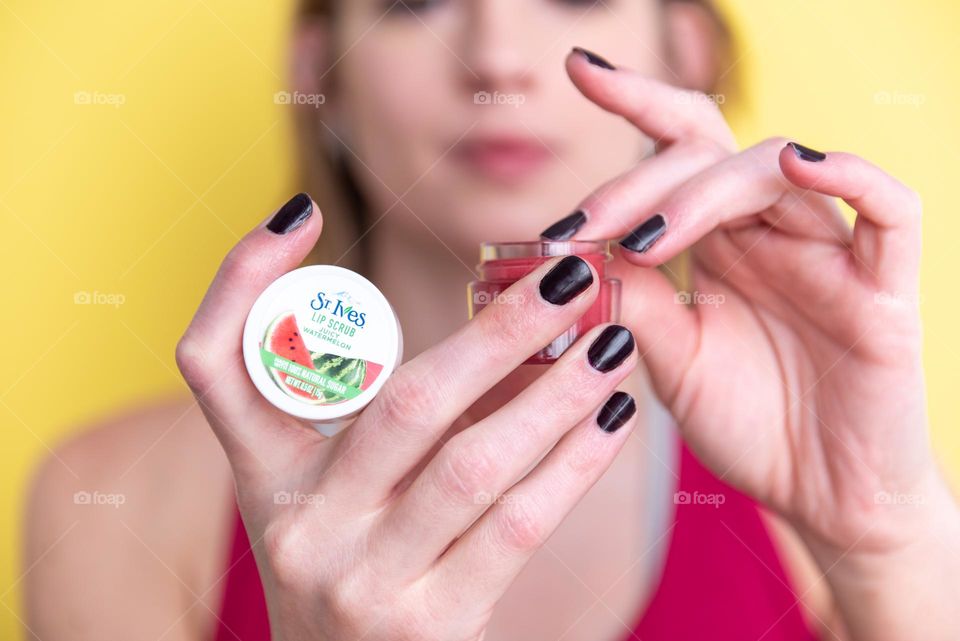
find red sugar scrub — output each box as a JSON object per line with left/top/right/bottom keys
{"left": 467, "top": 240, "right": 620, "bottom": 364}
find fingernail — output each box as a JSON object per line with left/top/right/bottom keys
{"left": 267, "top": 193, "right": 313, "bottom": 234}
{"left": 787, "top": 142, "right": 826, "bottom": 162}
{"left": 597, "top": 391, "right": 636, "bottom": 433}
{"left": 619, "top": 213, "right": 666, "bottom": 254}
{"left": 539, "top": 256, "right": 594, "bottom": 305}
{"left": 540, "top": 210, "right": 587, "bottom": 241}
{"left": 587, "top": 325, "right": 635, "bottom": 373}
{"left": 572, "top": 46, "right": 616, "bottom": 70}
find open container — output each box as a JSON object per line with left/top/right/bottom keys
{"left": 467, "top": 240, "right": 620, "bottom": 364}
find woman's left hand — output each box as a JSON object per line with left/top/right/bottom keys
{"left": 552, "top": 48, "right": 960, "bottom": 640}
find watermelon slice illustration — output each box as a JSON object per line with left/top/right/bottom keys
{"left": 263, "top": 311, "right": 316, "bottom": 401}
{"left": 262, "top": 311, "right": 386, "bottom": 405}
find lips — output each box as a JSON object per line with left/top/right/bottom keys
{"left": 453, "top": 135, "right": 555, "bottom": 183}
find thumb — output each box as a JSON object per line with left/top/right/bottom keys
{"left": 610, "top": 252, "right": 700, "bottom": 415}
{"left": 175, "top": 193, "right": 324, "bottom": 475}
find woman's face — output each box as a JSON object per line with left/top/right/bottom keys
{"left": 322, "top": 0, "right": 666, "bottom": 253}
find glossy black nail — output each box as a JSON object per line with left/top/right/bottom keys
{"left": 597, "top": 391, "right": 636, "bottom": 433}
{"left": 619, "top": 213, "right": 666, "bottom": 254}
{"left": 572, "top": 46, "right": 616, "bottom": 70}
{"left": 539, "top": 256, "right": 594, "bottom": 305}
{"left": 540, "top": 210, "right": 587, "bottom": 241}
{"left": 788, "top": 142, "right": 826, "bottom": 162}
{"left": 267, "top": 193, "right": 313, "bottom": 234}
{"left": 587, "top": 325, "right": 635, "bottom": 373}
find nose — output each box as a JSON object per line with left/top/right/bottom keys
{"left": 460, "top": 0, "right": 536, "bottom": 93}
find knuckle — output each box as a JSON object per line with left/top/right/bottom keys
{"left": 436, "top": 437, "right": 501, "bottom": 502}
{"left": 683, "top": 136, "right": 729, "bottom": 165}
{"left": 327, "top": 568, "right": 375, "bottom": 621}
{"left": 492, "top": 498, "right": 548, "bottom": 552}
{"left": 563, "top": 434, "right": 608, "bottom": 477}
{"left": 174, "top": 336, "right": 210, "bottom": 389}
{"left": 375, "top": 367, "right": 438, "bottom": 430}
{"left": 901, "top": 186, "right": 923, "bottom": 220}
{"left": 262, "top": 519, "right": 313, "bottom": 589}
{"left": 478, "top": 294, "right": 540, "bottom": 350}
{"left": 219, "top": 243, "right": 267, "bottom": 285}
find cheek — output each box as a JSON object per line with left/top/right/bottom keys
{"left": 336, "top": 43, "right": 446, "bottom": 202}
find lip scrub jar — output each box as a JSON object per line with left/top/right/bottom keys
{"left": 243, "top": 265, "right": 402, "bottom": 435}
{"left": 468, "top": 240, "right": 620, "bottom": 364}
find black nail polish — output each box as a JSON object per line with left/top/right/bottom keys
{"left": 619, "top": 213, "right": 666, "bottom": 254}
{"left": 597, "top": 391, "right": 636, "bottom": 433}
{"left": 587, "top": 325, "right": 635, "bottom": 373}
{"left": 267, "top": 193, "right": 313, "bottom": 234}
{"left": 788, "top": 142, "right": 826, "bottom": 162}
{"left": 540, "top": 210, "right": 587, "bottom": 241}
{"left": 572, "top": 46, "right": 616, "bottom": 71}
{"left": 539, "top": 256, "right": 593, "bottom": 305}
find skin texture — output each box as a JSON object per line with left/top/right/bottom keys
{"left": 24, "top": 1, "right": 959, "bottom": 640}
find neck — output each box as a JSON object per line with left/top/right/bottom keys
{"left": 367, "top": 222, "right": 478, "bottom": 360}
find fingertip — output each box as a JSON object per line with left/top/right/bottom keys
{"left": 264, "top": 192, "right": 323, "bottom": 237}
{"left": 568, "top": 46, "right": 617, "bottom": 72}
{"left": 616, "top": 213, "right": 670, "bottom": 267}
{"left": 596, "top": 390, "right": 637, "bottom": 434}
{"left": 779, "top": 142, "right": 829, "bottom": 188}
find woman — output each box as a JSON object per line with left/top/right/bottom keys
{"left": 24, "top": 0, "right": 959, "bottom": 639}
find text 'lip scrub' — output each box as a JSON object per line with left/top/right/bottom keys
{"left": 242, "top": 265, "right": 403, "bottom": 434}
{"left": 468, "top": 240, "right": 620, "bottom": 364}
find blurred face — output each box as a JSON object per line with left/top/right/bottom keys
{"left": 320, "top": 0, "right": 666, "bottom": 253}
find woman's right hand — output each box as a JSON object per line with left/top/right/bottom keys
{"left": 175, "top": 195, "right": 640, "bottom": 641}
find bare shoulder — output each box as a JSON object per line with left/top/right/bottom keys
{"left": 23, "top": 396, "right": 235, "bottom": 641}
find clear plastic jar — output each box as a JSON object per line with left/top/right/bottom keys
{"left": 467, "top": 240, "right": 620, "bottom": 364}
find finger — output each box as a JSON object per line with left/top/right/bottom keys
{"left": 779, "top": 143, "right": 922, "bottom": 292}
{"left": 373, "top": 323, "right": 637, "bottom": 581}
{"left": 327, "top": 255, "right": 600, "bottom": 505}
{"left": 566, "top": 47, "right": 737, "bottom": 150}
{"left": 615, "top": 137, "right": 849, "bottom": 266}
{"left": 540, "top": 141, "right": 726, "bottom": 242}
{"left": 426, "top": 391, "right": 638, "bottom": 611}
{"left": 175, "top": 193, "right": 322, "bottom": 469}
{"left": 609, "top": 259, "right": 700, "bottom": 413}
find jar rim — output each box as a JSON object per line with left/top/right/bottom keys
{"left": 479, "top": 239, "right": 611, "bottom": 262}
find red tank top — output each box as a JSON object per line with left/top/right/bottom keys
{"left": 213, "top": 442, "right": 818, "bottom": 640}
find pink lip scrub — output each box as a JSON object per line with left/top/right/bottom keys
{"left": 467, "top": 240, "right": 621, "bottom": 364}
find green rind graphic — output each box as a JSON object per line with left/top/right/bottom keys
{"left": 311, "top": 353, "right": 366, "bottom": 403}
{"left": 261, "top": 349, "right": 363, "bottom": 404}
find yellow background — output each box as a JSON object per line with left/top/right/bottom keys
{"left": 1, "top": 1, "right": 958, "bottom": 637}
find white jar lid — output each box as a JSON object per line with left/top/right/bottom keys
{"left": 242, "top": 265, "right": 403, "bottom": 425}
